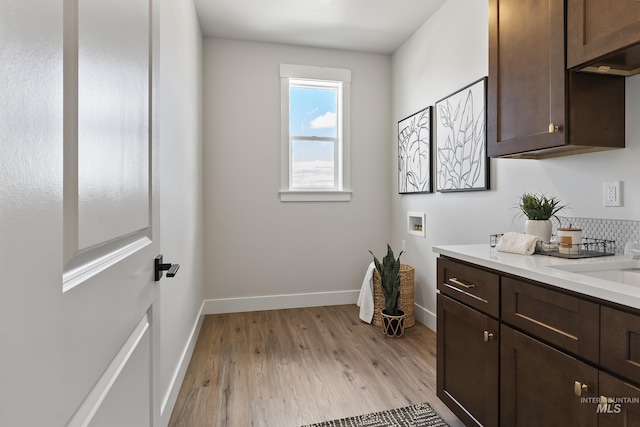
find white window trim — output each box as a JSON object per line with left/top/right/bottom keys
{"left": 279, "top": 64, "right": 352, "bottom": 202}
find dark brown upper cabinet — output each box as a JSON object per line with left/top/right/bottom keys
{"left": 488, "top": 0, "right": 626, "bottom": 159}
{"left": 567, "top": 0, "right": 640, "bottom": 75}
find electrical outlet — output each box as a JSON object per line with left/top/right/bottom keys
{"left": 401, "top": 240, "right": 406, "bottom": 252}
{"left": 604, "top": 181, "right": 622, "bottom": 207}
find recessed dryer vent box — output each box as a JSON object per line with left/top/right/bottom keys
{"left": 408, "top": 212, "right": 426, "bottom": 237}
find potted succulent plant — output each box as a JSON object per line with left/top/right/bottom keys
{"left": 369, "top": 244, "right": 405, "bottom": 338}
{"left": 515, "top": 192, "right": 566, "bottom": 242}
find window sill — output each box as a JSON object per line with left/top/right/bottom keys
{"left": 279, "top": 190, "right": 352, "bottom": 202}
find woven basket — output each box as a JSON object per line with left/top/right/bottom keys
{"left": 372, "top": 264, "right": 415, "bottom": 328}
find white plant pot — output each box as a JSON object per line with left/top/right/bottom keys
{"left": 525, "top": 219, "right": 552, "bottom": 242}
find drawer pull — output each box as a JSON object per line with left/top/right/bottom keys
{"left": 574, "top": 381, "right": 589, "bottom": 396}
{"left": 449, "top": 277, "right": 475, "bottom": 289}
{"left": 483, "top": 331, "right": 494, "bottom": 342}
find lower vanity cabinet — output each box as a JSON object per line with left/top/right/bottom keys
{"left": 500, "top": 325, "right": 598, "bottom": 426}
{"left": 601, "top": 306, "right": 640, "bottom": 385}
{"left": 599, "top": 306, "right": 640, "bottom": 426}
{"left": 436, "top": 257, "right": 500, "bottom": 427}
{"left": 437, "top": 294, "right": 499, "bottom": 427}
{"left": 436, "top": 255, "right": 640, "bottom": 427}
{"left": 599, "top": 372, "right": 640, "bottom": 426}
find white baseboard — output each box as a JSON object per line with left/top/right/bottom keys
{"left": 203, "top": 290, "right": 360, "bottom": 314}
{"left": 413, "top": 302, "right": 436, "bottom": 332}
{"left": 202, "top": 291, "right": 437, "bottom": 331}
{"left": 160, "top": 301, "right": 205, "bottom": 427}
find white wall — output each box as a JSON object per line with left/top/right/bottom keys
{"left": 203, "top": 39, "right": 391, "bottom": 309}
{"left": 391, "top": 0, "right": 640, "bottom": 330}
{"left": 158, "top": 0, "right": 204, "bottom": 422}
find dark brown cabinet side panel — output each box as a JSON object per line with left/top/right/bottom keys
{"left": 437, "top": 294, "right": 499, "bottom": 427}
{"left": 599, "top": 372, "right": 640, "bottom": 427}
{"left": 601, "top": 306, "right": 640, "bottom": 385}
{"left": 500, "top": 325, "right": 598, "bottom": 427}
{"left": 567, "top": 0, "right": 640, "bottom": 69}
{"left": 502, "top": 276, "right": 600, "bottom": 363}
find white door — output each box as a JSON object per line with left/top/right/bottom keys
{"left": 1, "top": 0, "right": 163, "bottom": 426}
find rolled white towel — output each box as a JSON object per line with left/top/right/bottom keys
{"left": 357, "top": 262, "right": 376, "bottom": 323}
{"left": 495, "top": 232, "right": 539, "bottom": 255}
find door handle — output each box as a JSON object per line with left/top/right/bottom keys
{"left": 154, "top": 254, "right": 180, "bottom": 281}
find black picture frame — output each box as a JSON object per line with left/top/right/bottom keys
{"left": 398, "top": 106, "right": 432, "bottom": 194}
{"left": 434, "top": 77, "right": 489, "bottom": 192}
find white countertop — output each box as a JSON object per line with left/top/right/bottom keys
{"left": 433, "top": 244, "right": 640, "bottom": 310}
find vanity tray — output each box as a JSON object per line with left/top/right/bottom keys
{"left": 490, "top": 234, "right": 615, "bottom": 259}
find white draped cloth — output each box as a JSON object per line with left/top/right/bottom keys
{"left": 495, "top": 232, "right": 539, "bottom": 255}
{"left": 357, "top": 262, "right": 376, "bottom": 323}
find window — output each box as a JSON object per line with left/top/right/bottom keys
{"left": 289, "top": 80, "right": 339, "bottom": 189}
{"left": 280, "top": 64, "right": 351, "bottom": 202}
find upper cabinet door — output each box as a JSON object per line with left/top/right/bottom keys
{"left": 487, "top": 0, "right": 567, "bottom": 157}
{"left": 488, "top": 0, "right": 626, "bottom": 159}
{"left": 567, "top": 0, "right": 640, "bottom": 70}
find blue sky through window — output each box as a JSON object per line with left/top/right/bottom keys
{"left": 289, "top": 84, "right": 338, "bottom": 188}
{"left": 290, "top": 86, "right": 337, "bottom": 138}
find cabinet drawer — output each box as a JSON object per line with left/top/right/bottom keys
{"left": 437, "top": 257, "right": 500, "bottom": 318}
{"left": 502, "top": 277, "right": 599, "bottom": 363}
{"left": 601, "top": 306, "right": 640, "bottom": 385}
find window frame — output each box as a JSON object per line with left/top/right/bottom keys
{"left": 279, "top": 64, "right": 351, "bottom": 202}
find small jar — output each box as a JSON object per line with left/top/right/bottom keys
{"left": 557, "top": 228, "right": 582, "bottom": 254}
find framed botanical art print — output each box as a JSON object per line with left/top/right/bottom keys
{"left": 435, "top": 77, "right": 489, "bottom": 192}
{"left": 398, "top": 106, "right": 432, "bottom": 194}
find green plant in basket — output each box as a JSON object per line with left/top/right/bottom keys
{"left": 369, "top": 244, "right": 404, "bottom": 316}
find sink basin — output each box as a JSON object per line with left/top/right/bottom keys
{"left": 549, "top": 260, "right": 640, "bottom": 287}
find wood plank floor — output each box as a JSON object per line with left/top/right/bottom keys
{"left": 168, "top": 305, "right": 464, "bottom": 427}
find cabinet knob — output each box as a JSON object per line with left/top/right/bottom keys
{"left": 483, "top": 331, "right": 494, "bottom": 342}
{"left": 574, "top": 380, "right": 589, "bottom": 396}
{"left": 548, "top": 123, "right": 560, "bottom": 133}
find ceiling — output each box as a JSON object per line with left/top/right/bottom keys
{"left": 193, "top": 0, "right": 448, "bottom": 54}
